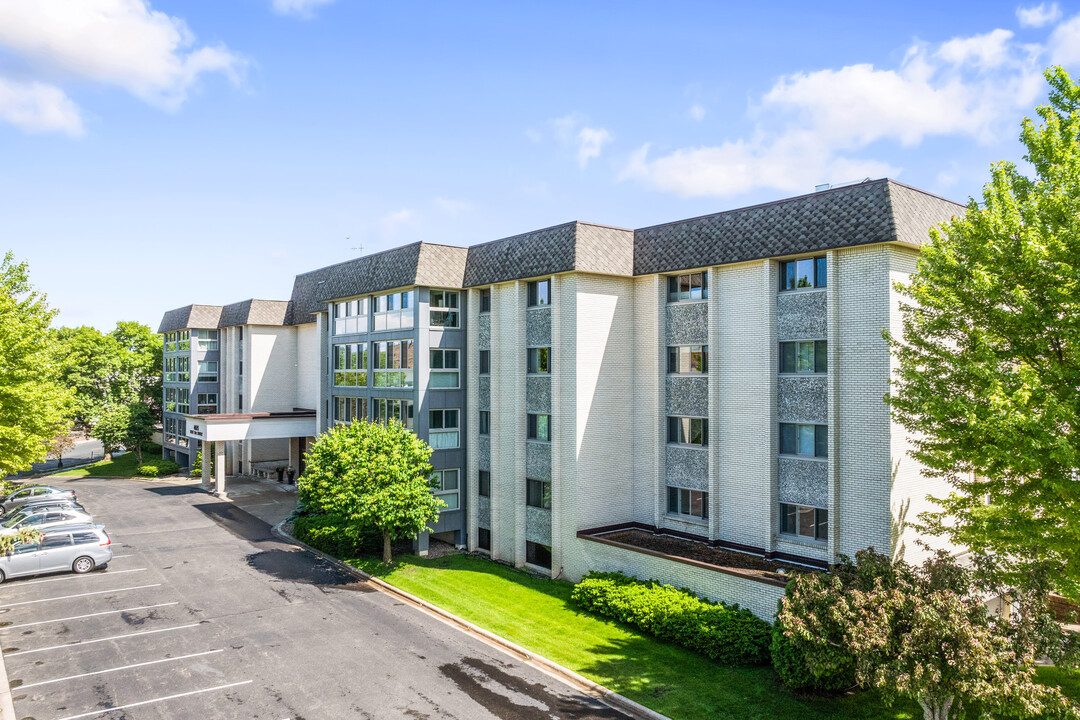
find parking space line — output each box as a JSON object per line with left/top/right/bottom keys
{"left": 109, "top": 554, "right": 132, "bottom": 558}
{"left": 5, "top": 623, "right": 201, "bottom": 657}
{"left": 3, "top": 602, "right": 179, "bottom": 630}
{"left": 0, "top": 583, "right": 160, "bottom": 607}
{"left": 55, "top": 680, "right": 252, "bottom": 720}
{"left": 18, "top": 648, "right": 224, "bottom": 688}
{"left": 12, "top": 568, "right": 146, "bottom": 586}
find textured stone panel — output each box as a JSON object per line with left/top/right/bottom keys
{"left": 776, "top": 291, "right": 827, "bottom": 340}
{"left": 526, "top": 506, "right": 552, "bottom": 545}
{"left": 477, "top": 496, "right": 491, "bottom": 529}
{"left": 478, "top": 376, "right": 490, "bottom": 410}
{"left": 666, "top": 376, "right": 708, "bottom": 417}
{"left": 777, "top": 376, "right": 827, "bottom": 424}
{"left": 526, "top": 441, "right": 552, "bottom": 481}
{"left": 526, "top": 376, "right": 552, "bottom": 413}
{"left": 526, "top": 308, "right": 552, "bottom": 347}
{"left": 665, "top": 302, "right": 708, "bottom": 345}
{"left": 478, "top": 313, "right": 491, "bottom": 350}
{"left": 778, "top": 458, "right": 829, "bottom": 507}
{"left": 665, "top": 446, "right": 708, "bottom": 489}
{"left": 477, "top": 437, "right": 490, "bottom": 471}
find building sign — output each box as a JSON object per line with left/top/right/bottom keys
{"left": 189, "top": 423, "right": 204, "bottom": 439}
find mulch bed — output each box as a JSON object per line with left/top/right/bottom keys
{"left": 599, "top": 528, "right": 817, "bottom": 582}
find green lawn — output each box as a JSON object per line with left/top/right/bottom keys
{"left": 51, "top": 445, "right": 176, "bottom": 478}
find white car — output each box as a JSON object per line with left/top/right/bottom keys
{"left": 0, "top": 507, "right": 93, "bottom": 535}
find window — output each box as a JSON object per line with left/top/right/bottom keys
{"left": 478, "top": 527, "right": 491, "bottom": 551}
{"left": 527, "top": 414, "right": 550, "bottom": 441}
{"left": 528, "top": 279, "right": 551, "bottom": 307}
{"left": 177, "top": 356, "right": 190, "bottom": 382}
{"left": 527, "top": 347, "right": 551, "bottom": 374}
{"left": 668, "top": 345, "right": 707, "bottom": 374}
{"left": 197, "top": 361, "right": 218, "bottom": 383}
{"left": 429, "top": 290, "right": 460, "bottom": 328}
{"left": 479, "top": 350, "right": 490, "bottom": 375}
{"left": 780, "top": 341, "right": 827, "bottom": 374}
{"left": 178, "top": 330, "right": 190, "bottom": 351}
{"left": 333, "top": 298, "right": 368, "bottom": 335}
{"left": 526, "top": 479, "right": 551, "bottom": 509}
{"left": 478, "top": 470, "right": 490, "bottom": 497}
{"left": 176, "top": 389, "right": 190, "bottom": 414}
{"left": 780, "top": 503, "right": 828, "bottom": 541}
{"left": 429, "top": 409, "right": 459, "bottom": 449}
{"left": 164, "top": 332, "right": 177, "bottom": 353}
{"left": 164, "top": 357, "right": 177, "bottom": 383}
{"left": 164, "top": 387, "right": 177, "bottom": 412}
{"left": 668, "top": 417, "right": 707, "bottom": 446}
{"left": 177, "top": 419, "right": 188, "bottom": 448}
{"left": 373, "top": 290, "right": 415, "bottom": 331}
{"left": 197, "top": 393, "right": 218, "bottom": 413}
{"left": 430, "top": 348, "right": 460, "bottom": 388}
{"left": 479, "top": 410, "right": 490, "bottom": 435}
{"left": 668, "top": 487, "right": 709, "bottom": 519}
{"left": 667, "top": 272, "right": 708, "bottom": 302}
{"left": 480, "top": 288, "right": 491, "bottom": 313}
{"left": 373, "top": 398, "right": 413, "bottom": 429}
{"left": 433, "top": 469, "right": 459, "bottom": 511}
{"left": 333, "top": 396, "right": 368, "bottom": 425}
{"left": 526, "top": 541, "right": 552, "bottom": 569}
{"left": 164, "top": 417, "right": 177, "bottom": 444}
{"left": 780, "top": 256, "right": 827, "bottom": 291}
{"left": 780, "top": 423, "right": 828, "bottom": 458}
{"left": 334, "top": 343, "right": 369, "bottom": 386}
{"left": 373, "top": 340, "right": 413, "bottom": 388}
{"left": 194, "top": 329, "right": 218, "bottom": 350}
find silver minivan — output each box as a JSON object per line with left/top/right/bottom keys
{"left": 0, "top": 525, "right": 112, "bottom": 582}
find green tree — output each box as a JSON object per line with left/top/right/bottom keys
{"left": 0, "top": 252, "right": 72, "bottom": 476}
{"left": 298, "top": 420, "right": 442, "bottom": 564}
{"left": 46, "top": 429, "right": 78, "bottom": 468}
{"left": 125, "top": 402, "right": 155, "bottom": 464}
{"left": 111, "top": 321, "right": 163, "bottom": 417}
{"left": 887, "top": 66, "right": 1080, "bottom": 602}
{"left": 92, "top": 404, "right": 130, "bottom": 460}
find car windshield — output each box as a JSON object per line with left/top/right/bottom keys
{"left": 1, "top": 513, "right": 30, "bottom": 528}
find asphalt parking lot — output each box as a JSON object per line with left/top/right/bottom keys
{"left": 0, "top": 477, "right": 630, "bottom": 719}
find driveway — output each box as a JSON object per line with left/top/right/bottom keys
{"left": 0, "top": 476, "right": 630, "bottom": 719}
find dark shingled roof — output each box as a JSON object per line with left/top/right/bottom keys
{"left": 157, "top": 304, "right": 223, "bottom": 333}
{"left": 633, "top": 179, "right": 963, "bottom": 275}
{"left": 219, "top": 299, "right": 290, "bottom": 328}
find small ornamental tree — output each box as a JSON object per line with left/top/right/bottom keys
{"left": 298, "top": 420, "right": 442, "bottom": 564}
{"left": 46, "top": 427, "right": 77, "bottom": 468}
{"left": 91, "top": 404, "right": 129, "bottom": 460}
{"left": 125, "top": 402, "right": 155, "bottom": 464}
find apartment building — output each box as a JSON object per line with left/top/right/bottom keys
{"left": 160, "top": 178, "right": 963, "bottom": 617}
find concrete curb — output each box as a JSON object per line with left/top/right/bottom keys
{"left": 271, "top": 521, "right": 669, "bottom": 720}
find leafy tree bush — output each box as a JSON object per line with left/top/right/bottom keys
{"left": 137, "top": 460, "right": 180, "bottom": 478}
{"left": 769, "top": 616, "right": 854, "bottom": 692}
{"left": 91, "top": 404, "right": 129, "bottom": 460}
{"left": 292, "top": 514, "right": 382, "bottom": 558}
{"left": 125, "top": 402, "right": 155, "bottom": 464}
{"left": 571, "top": 571, "right": 771, "bottom": 666}
{"left": 190, "top": 449, "right": 212, "bottom": 477}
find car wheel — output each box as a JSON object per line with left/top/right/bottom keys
{"left": 72, "top": 556, "right": 95, "bottom": 574}
{"left": 0, "top": 569, "right": 5, "bottom": 584}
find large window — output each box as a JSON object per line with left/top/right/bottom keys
{"left": 433, "top": 469, "right": 459, "bottom": 510}
{"left": 373, "top": 290, "right": 415, "bottom": 331}
{"left": 667, "top": 486, "right": 708, "bottom": 519}
{"left": 780, "top": 341, "right": 827, "bottom": 374}
{"left": 373, "top": 340, "right": 413, "bottom": 388}
{"left": 780, "top": 257, "right": 827, "bottom": 291}
{"left": 194, "top": 329, "right": 218, "bottom": 351}
{"left": 164, "top": 332, "right": 177, "bottom": 353}
{"left": 479, "top": 350, "right": 490, "bottom": 375}
{"left": 780, "top": 503, "right": 828, "bottom": 541}
{"left": 164, "top": 387, "right": 177, "bottom": 412}
{"left": 334, "top": 343, "right": 369, "bottom": 386}
{"left": 668, "top": 417, "right": 707, "bottom": 446}
{"left": 333, "top": 396, "right": 368, "bottom": 425}
{"left": 430, "top": 348, "right": 460, "bottom": 388}
{"left": 478, "top": 470, "right": 490, "bottom": 497}
{"left": 527, "top": 414, "right": 550, "bottom": 441}
{"left": 780, "top": 423, "right": 828, "bottom": 458}
{"left": 197, "top": 393, "right": 218, "bottom": 413}
{"left": 479, "top": 411, "right": 490, "bottom": 436}
{"left": 526, "top": 478, "right": 551, "bottom": 509}
{"left": 528, "top": 279, "right": 551, "bottom": 307}
{"left": 197, "top": 361, "right": 218, "bottom": 383}
{"left": 527, "top": 347, "right": 551, "bottom": 374}
{"left": 480, "top": 288, "right": 491, "bottom": 313}
{"left": 177, "top": 419, "right": 188, "bottom": 448}
{"left": 668, "top": 345, "right": 707, "bottom": 374}
{"left": 429, "top": 409, "right": 459, "bottom": 450}
{"left": 333, "top": 298, "right": 368, "bottom": 335}
{"left": 164, "top": 417, "right": 177, "bottom": 444}
{"left": 526, "top": 541, "right": 552, "bottom": 569}
{"left": 177, "top": 356, "right": 190, "bottom": 382}
{"left": 429, "top": 290, "right": 460, "bottom": 328}
{"left": 373, "top": 398, "right": 413, "bottom": 429}
{"left": 667, "top": 272, "right": 708, "bottom": 302}
{"left": 164, "top": 357, "right": 177, "bottom": 382}
{"left": 177, "top": 389, "right": 190, "bottom": 414}
{"left": 178, "top": 330, "right": 190, "bottom": 351}
{"left": 478, "top": 527, "right": 491, "bottom": 551}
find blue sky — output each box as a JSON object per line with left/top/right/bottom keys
{"left": 2, "top": 0, "right": 1078, "bottom": 330}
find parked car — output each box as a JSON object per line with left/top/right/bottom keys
{"left": 0, "top": 486, "right": 76, "bottom": 513}
{"left": 0, "top": 498, "right": 84, "bottom": 521}
{"left": 0, "top": 507, "right": 93, "bottom": 535}
{"left": 0, "top": 525, "right": 111, "bottom": 582}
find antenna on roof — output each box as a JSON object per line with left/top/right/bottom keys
{"left": 347, "top": 237, "right": 363, "bottom": 254}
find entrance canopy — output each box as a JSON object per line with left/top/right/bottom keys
{"left": 185, "top": 411, "right": 317, "bottom": 443}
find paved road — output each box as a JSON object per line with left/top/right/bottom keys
{"left": 0, "top": 476, "right": 629, "bottom": 719}
{"left": 4, "top": 438, "right": 105, "bottom": 481}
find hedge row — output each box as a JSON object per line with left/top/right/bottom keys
{"left": 570, "top": 571, "right": 771, "bottom": 666}
{"left": 292, "top": 514, "right": 382, "bottom": 559}
{"left": 137, "top": 460, "right": 181, "bottom": 477}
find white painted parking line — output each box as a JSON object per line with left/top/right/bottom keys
{"left": 18, "top": 648, "right": 225, "bottom": 688}
{"left": 3, "top": 602, "right": 179, "bottom": 630}
{"left": 0, "top": 583, "right": 160, "bottom": 608}
{"left": 54, "top": 680, "right": 252, "bottom": 720}
{"left": 5, "top": 623, "right": 200, "bottom": 657}
{"left": 109, "top": 554, "right": 132, "bottom": 558}
{"left": 12, "top": 568, "right": 146, "bottom": 586}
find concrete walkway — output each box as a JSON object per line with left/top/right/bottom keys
{"left": 213, "top": 474, "right": 299, "bottom": 526}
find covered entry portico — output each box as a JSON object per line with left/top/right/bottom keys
{"left": 185, "top": 411, "right": 318, "bottom": 498}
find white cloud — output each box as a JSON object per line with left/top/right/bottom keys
{"left": 434, "top": 197, "right": 471, "bottom": 215}
{"left": 0, "top": 78, "right": 83, "bottom": 136}
{"left": 379, "top": 209, "right": 417, "bottom": 237}
{"left": 1049, "top": 13, "right": 1080, "bottom": 65}
{"left": 271, "top": 0, "right": 335, "bottom": 19}
{"left": 937, "top": 29, "right": 1015, "bottom": 68}
{"left": 0, "top": 0, "right": 246, "bottom": 135}
{"left": 1017, "top": 2, "right": 1062, "bottom": 27}
{"left": 689, "top": 104, "right": 706, "bottom": 121}
{"left": 551, "top": 113, "right": 613, "bottom": 169}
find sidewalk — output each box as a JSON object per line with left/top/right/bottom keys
{"left": 213, "top": 475, "right": 298, "bottom": 526}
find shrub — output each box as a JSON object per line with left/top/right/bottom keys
{"left": 136, "top": 460, "right": 180, "bottom": 478}
{"left": 292, "top": 514, "right": 382, "bottom": 559}
{"left": 770, "top": 616, "right": 854, "bottom": 692}
{"left": 571, "top": 571, "right": 771, "bottom": 666}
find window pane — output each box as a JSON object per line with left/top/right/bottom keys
{"left": 815, "top": 340, "right": 828, "bottom": 373}
{"left": 480, "top": 350, "right": 490, "bottom": 374}
{"left": 798, "top": 506, "right": 816, "bottom": 538}
{"left": 479, "top": 471, "right": 490, "bottom": 497}
{"left": 537, "top": 414, "right": 549, "bottom": 441}
{"left": 690, "top": 418, "right": 702, "bottom": 445}
{"left": 781, "top": 342, "right": 796, "bottom": 373}
{"left": 479, "top": 411, "right": 489, "bottom": 435}
{"left": 796, "top": 259, "right": 814, "bottom": 288}
{"left": 430, "top": 371, "right": 458, "bottom": 388}
{"left": 799, "top": 424, "right": 816, "bottom": 455}
{"left": 667, "top": 417, "right": 678, "bottom": 443}
{"left": 815, "top": 425, "right": 828, "bottom": 458}
{"left": 815, "top": 509, "right": 829, "bottom": 540}
{"left": 680, "top": 488, "right": 690, "bottom": 514}
{"left": 816, "top": 256, "right": 827, "bottom": 288}
{"left": 667, "top": 347, "right": 678, "bottom": 373}
{"left": 679, "top": 274, "right": 690, "bottom": 300}
{"left": 667, "top": 486, "right": 679, "bottom": 514}
{"left": 690, "top": 490, "right": 705, "bottom": 518}
{"left": 797, "top": 342, "right": 813, "bottom": 373}
{"left": 444, "top": 350, "right": 459, "bottom": 369}
{"left": 780, "top": 423, "right": 796, "bottom": 454}
{"left": 784, "top": 261, "right": 796, "bottom": 291}
{"left": 781, "top": 503, "right": 796, "bottom": 534}
{"left": 440, "top": 493, "right": 460, "bottom": 510}
{"left": 667, "top": 276, "right": 679, "bottom": 302}
{"left": 441, "top": 470, "right": 459, "bottom": 491}
{"left": 430, "top": 411, "right": 444, "bottom": 429}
